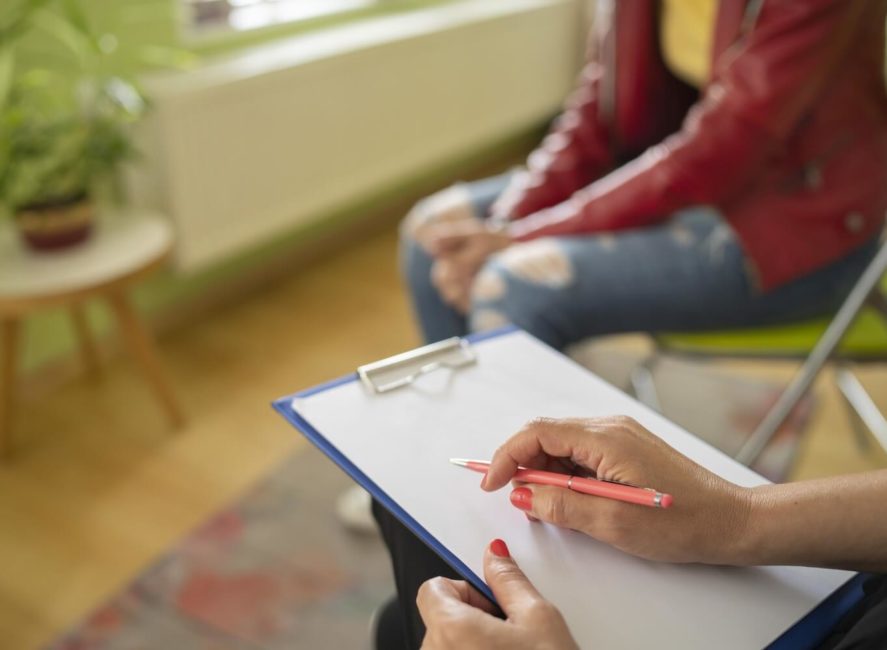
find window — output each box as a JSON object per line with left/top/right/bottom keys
{"left": 185, "top": 0, "right": 379, "bottom": 33}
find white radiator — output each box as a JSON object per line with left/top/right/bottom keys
{"left": 129, "top": 0, "right": 582, "bottom": 271}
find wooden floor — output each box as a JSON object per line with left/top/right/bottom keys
{"left": 1, "top": 227, "right": 885, "bottom": 649}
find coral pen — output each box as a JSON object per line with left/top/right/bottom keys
{"left": 450, "top": 459, "right": 673, "bottom": 509}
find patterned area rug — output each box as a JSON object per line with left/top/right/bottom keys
{"left": 48, "top": 356, "right": 811, "bottom": 650}
{"left": 48, "top": 448, "right": 392, "bottom": 650}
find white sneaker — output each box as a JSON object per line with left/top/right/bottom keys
{"left": 336, "top": 484, "right": 379, "bottom": 535}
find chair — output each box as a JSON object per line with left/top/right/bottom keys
{"left": 631, "top": 237, "right": 887, "bottom": 467}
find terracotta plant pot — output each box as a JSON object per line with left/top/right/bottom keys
{"left": 15, "top": 194, "right": 94, "bottom": 252}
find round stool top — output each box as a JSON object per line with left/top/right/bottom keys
{"left": 0, "top": 210, "right": 174, "bottom": 302}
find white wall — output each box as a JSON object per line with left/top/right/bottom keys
{"left": 129, "top": 0, "right": 584, "bottom": 271}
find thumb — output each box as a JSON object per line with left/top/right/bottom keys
{"left": 483, "top": 539, "right": 545, "bottom": 616}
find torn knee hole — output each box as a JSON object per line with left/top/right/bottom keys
{"left": 471, "top": 268, "right": 507, "bottom": 301}
{"left": 498, "top": 239, "right": 574, "bottom": 288}
{"left": 470, "top": 308, "right": 511, "bottom": 332}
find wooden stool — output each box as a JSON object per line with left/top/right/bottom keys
{"left": 0, "top": 210, "right": 185, "bottom": 458}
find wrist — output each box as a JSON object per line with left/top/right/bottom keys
{"left": 487, "top": 210, "right": 516, "bottom": 228}
{"left": 502, "top": 218, "right": 536, "bottom": 243}
{"left": 698, "top": 484, "right": 757, "bottom": 566}
{"left": 724, "top": 485, "right": 772, "bottom": 566}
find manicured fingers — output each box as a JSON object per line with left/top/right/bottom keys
{"left": 508, "top": 484, "right": 597, "bottom": 532}
{"left": 483, "top": 419, "right": 605, "bottom": 491}
{"left": 510, "top": 487, "right": 533, "bottom": 511}
{"left": 483, "top": 539, "right": 546, "bottom": 616}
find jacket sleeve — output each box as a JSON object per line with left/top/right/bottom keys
{"left": 508, "top": 0, "right": 868, "bottom": 241}
{"left": 490, "top": 55, "right": 616, "bottom": 220}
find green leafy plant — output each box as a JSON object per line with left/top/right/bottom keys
{"left": 0, "top": 0, "right": 186, "bottom": 214}
{"left": 0, "top": 73, "right": 145, "bottom": 212}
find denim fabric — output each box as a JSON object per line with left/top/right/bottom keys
{"left": 401, "top": 173, "right": 881, "bottom": 349}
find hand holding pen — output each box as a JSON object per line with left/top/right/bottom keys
{"left": 452, "top": 459, "right": 673, "bottom": 508}
{"left": 467, "top": 416, "right": 753, "bottom": 565}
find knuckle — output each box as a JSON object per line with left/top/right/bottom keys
{"left": 525, "top": 416, "right": 558, "bottom": 432}
{"left": 526, "top": 599, "right": 560, "bottom": 623}
{"left": 417, "top": 577, "right": 443, "bottom": 604}
{"left": 416, "top": 579, "right": 433, "bottom": 607}
{"left": 612, "top": 414, "right": 638, "bottom": 430}
{"left": 537, "top": 600, "right": 561, "bottom": 620}
{"left": 496, "top": 564, "right": 525, "bottom": 585}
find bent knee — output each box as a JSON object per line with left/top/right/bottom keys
{"left": 400, "top": 184, "right": 476, "bottom": 241}
{"left": 496, "top": 239, "right": 575, "bottom": 288}
{"left": 471, "top": 266, "right": 508, "bottom": 302}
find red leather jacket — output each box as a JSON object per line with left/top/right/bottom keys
{"left": 500, "top": 0, "right": 887, "bottom": 290}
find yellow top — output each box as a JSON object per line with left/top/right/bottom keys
{"left": 660, "top": 0, "right": 718, "bottom": 88}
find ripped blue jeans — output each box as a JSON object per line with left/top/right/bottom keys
{"left": 401, "top": 172, "right": 880, "bottom": 349}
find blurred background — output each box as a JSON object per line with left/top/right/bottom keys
{"left": 0, "top": 0, "right": 885, "bottom": 648}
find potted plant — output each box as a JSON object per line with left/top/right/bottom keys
{"left": 0, "top": 0, "right": 147, "bottom": 251}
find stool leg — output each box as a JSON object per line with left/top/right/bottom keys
{"left": 107, "top": 291, "right": 185, "bottom": 428}
{"left": 70, "top": 304, "right": 101, "bottom": 378}
{"left": 1, "top": 318, "right": 20, "bottom": 459}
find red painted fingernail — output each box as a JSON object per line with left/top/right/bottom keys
{"left": 510, "top": 487, "right": 533, "bottom": 511}
{"left": 490, "top": 538, "right": 510, "bottom": 558}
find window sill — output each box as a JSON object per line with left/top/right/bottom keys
{"left": 180, "top": 0, "right": 455, "bottom": 56}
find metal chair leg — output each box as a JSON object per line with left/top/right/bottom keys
{"left": 835, "top": 364, "right": 873, "bottom": 453}
{"left": 835, "top": 367, "right": 887, "bottom": 453}
{"left": 736, "top": 240, "right": 887, "bottom": 466}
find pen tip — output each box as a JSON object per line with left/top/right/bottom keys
{"left": 449, "top": 458, "right": 469, "bottom": 467}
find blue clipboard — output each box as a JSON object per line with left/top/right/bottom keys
{"left": 272, "top": 326, "right": 866, "bottom": 649}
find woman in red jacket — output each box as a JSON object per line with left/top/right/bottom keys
{"left": 376, "top": 1, "right": 887, "bottom": 648}
{"left": 401, "top": 0, "right": 887, "bottom": 350}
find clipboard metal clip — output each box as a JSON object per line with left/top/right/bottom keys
{"left": 357, "top": 336, "right": 477, "bottom": 393}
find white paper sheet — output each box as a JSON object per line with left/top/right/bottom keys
{"left": 292, "top": 330, "right": 852, "bottom": 649}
